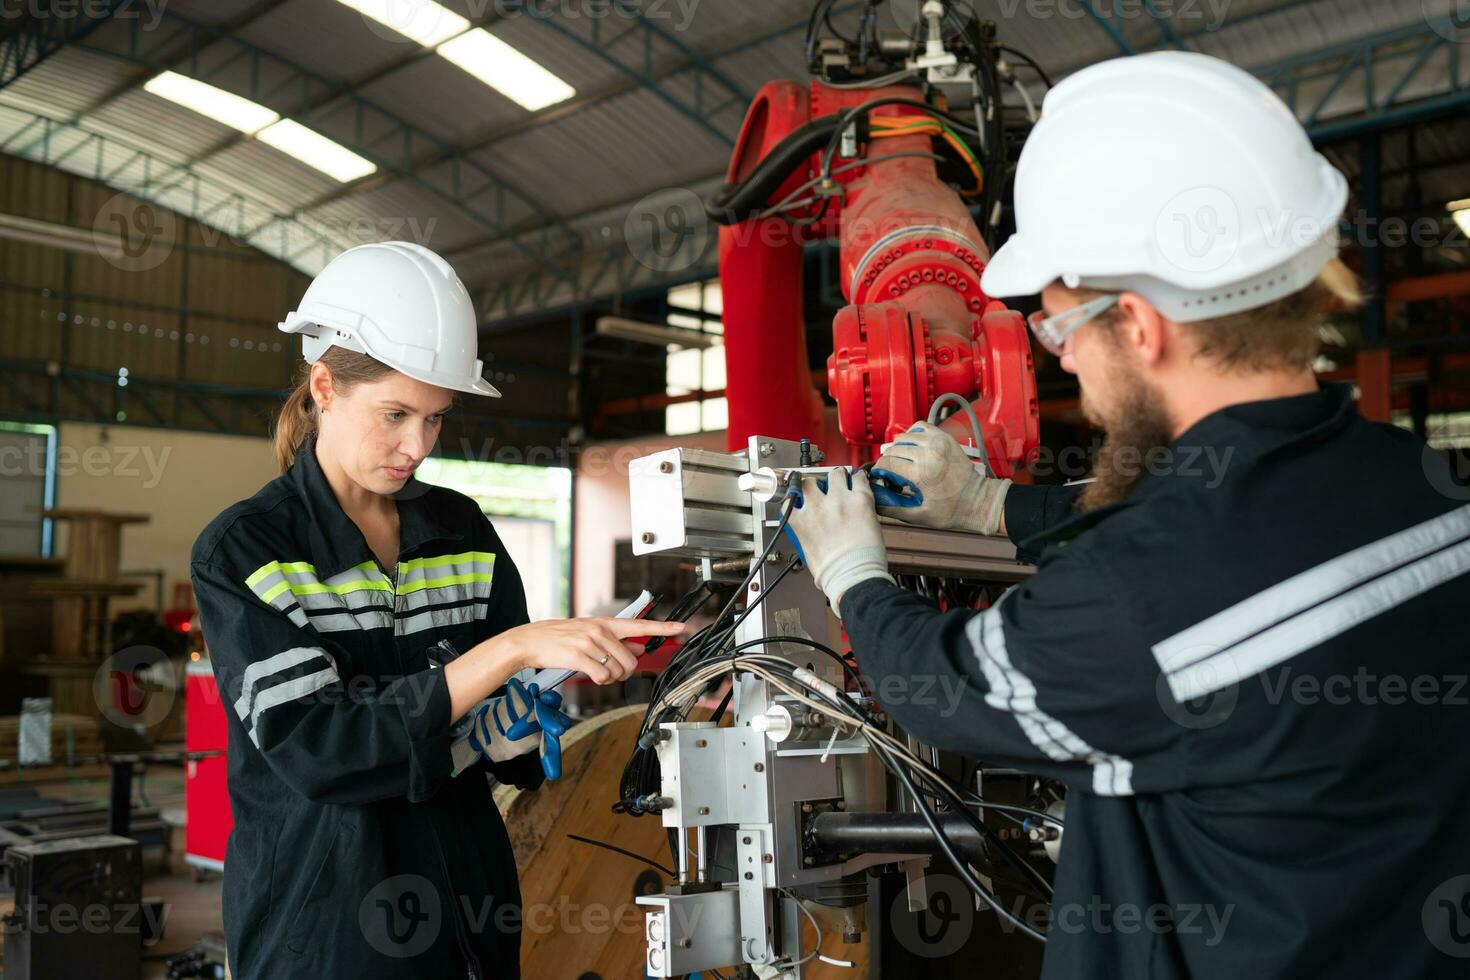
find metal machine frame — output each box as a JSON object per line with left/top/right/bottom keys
{"left": 630, "top": 435, "right": 1036, "bottom": 977}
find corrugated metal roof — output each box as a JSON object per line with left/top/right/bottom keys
{"left": 0, "top": 0, "right": 1464, "bottom": 318}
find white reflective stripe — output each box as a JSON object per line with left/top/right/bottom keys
{"left": 394, "top": 603, "right": 482, "bottom": 637}
{"left": 241, "top": 664, "right": 338, "bottom": 740}
{"left": 966, "top": 594, "right": 1135, "bottom": 797}
{"left": 396, "top": 581, "right": 492, "bottom": 613}
{"left": 1154, "top": 503, "right": 1470, "bottom": 675}
{"left": 246, "top": 666, "right": 340, "bottom": 748}
{"left": 1168, "top": 535, "right": 1470, "bottom": 703}
{"left": 311, "top": 610, "right": 394, "bottom": 633}
{"left": 233, "top": 647, "right": 331, "bottom": 725}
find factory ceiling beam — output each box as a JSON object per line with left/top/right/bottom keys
{"left": 1078, "top": 0, "right": 1135, "bottom": 55}
{"left": 0, "top": 0, "right": 130, "bottom": 91}
{"left": 35, "top": 9, "right": 579, "bottom": 283}
{"left": 0, "top": 106, "right": 345, "bottom": 268}
{"left": 1255, "top": 20, "right": 1470, "bottom": 142}
{"left": 474, "top": 17, "right": 1470, "bottom": 326}
{"left": 518, "top": 0, "right": 751, "bottom": 148}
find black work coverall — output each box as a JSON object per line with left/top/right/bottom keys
{"left": 192, "top": 440, "right": 544, "bottom": 979}
{"left": 842, "top": 384, "right": 1470, "bottom": 978}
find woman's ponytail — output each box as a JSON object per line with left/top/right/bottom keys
{"left": 273, "top": 365, "right": 317, "bottom": 474}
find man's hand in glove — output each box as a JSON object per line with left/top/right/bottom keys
{"left": 871, "top": 422, "right": 1012, "bottom": 535}
{"left": 786, "top": 468, "right": 896, "bottom": 615}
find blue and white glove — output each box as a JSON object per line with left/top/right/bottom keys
{"left": 785, "top": 468, "right": 896, "bottom": 617}
{"left": 873, "top": 422, "right": 1010, "bottom": 534}
{"left": 452, "top": 677, "right": 573, "bottom": 780}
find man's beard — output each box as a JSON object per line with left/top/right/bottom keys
{"left": 1077, "top": 361, "right": 1175, "bottom": 512}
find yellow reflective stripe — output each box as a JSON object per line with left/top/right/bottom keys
{"left": 396, "top": 572, "right": 494, "bottom": 595}
{"left": 249, "top": 560, "right": 392, "bottom": 604}
{"left": 245, "top": 560, "right": 315, "bottom": 589}
{"left": 398, "top": 551, "right": 494, "bottom": 573}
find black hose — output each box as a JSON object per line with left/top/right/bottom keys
{"left": 706, "top": 116, "right": 843, "bottom": 224}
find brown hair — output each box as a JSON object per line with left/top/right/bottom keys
{"left": 1079, "top": 258, "right": 1365, "bottom": 373}
{"left": 273, "top": 347, "right": 396, "bottom": 473}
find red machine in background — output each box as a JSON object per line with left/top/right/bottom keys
{"left": 184, "top": 652, "right": 230, "bottom": 876}
{"left": 715, "top": 77, "right": 1040, "bottom": 475}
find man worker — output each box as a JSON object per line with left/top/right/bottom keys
{"left": 788, "top": 51, "right": 1470, "bottom": 979}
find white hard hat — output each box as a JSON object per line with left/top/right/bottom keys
{"left": 279, "top": 241, "right": 500, "bottom": 397}
{"left": 982, "top": 51, "right": 1349, "bottom": 323}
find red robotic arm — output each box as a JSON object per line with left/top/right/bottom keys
{"left": 718, "top": 80, "right": 1039, "bottom": 476}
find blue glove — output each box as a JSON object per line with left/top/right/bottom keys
{"left": 784, "top": 469, "right": 895, "bottom": 615}
{"left": 782, "top": 467, "right": 918, "bottom": 566}
{"left": 467, "top": 678, "right": 573, "bottom": 781}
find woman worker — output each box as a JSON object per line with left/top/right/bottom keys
{"left": 190, "top": 241, "right": 682, "bottom": 979}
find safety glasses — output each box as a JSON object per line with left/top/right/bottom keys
{"left": 1026, "top": 294, "right": 1119, "bottom": 356}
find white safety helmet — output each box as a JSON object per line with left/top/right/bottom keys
{"left": 982, "top": 51, "right": 1349, "bottom": 323}
{"left": 279, "top": 241, "right": 500, "bottom": 397}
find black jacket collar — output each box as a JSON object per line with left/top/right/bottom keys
{"left": 1022, "top": 382, "right": 1357, "bottom": 551}
{"left": 286, "top": 437, "right": 463, "bottom": 578}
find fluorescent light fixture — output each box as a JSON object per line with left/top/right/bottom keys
{"left": 256, "top": 120, "right": 378, "bottom": 182}
{"left": 144, "top": 71, "right": 280, "bottom": 133}
{"left": 1449, "top": 199, "right": 1470, "bottom": 239}
{"left": 595, "top": 315, "right": 718, "bottom": 350}
{"left": 438, "top": 29, "right": 575, "bottom": 110}
{"left": 333, "top": 0, "right": 468, "bottom": 46}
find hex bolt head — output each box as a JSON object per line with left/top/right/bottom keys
{"left": 659, "top": 461, "right": 673, "bottom": 473}
{"left": 762, "top": 854, "right": 773, "bottom": 864}
{"left": 742, "top": 836, "right": 752, "bottom": 845}
{"left": 698, "top": 806, "right": 710, "bottom": 816}
{"left": 745, "top": 872, "right": 754, "bottom": 880}
{"left": 641, "top": 532, "right": 655, "bottom": 544}
{"left": 753, "top": 763, "right": 764, "bottom": 772}
{"left": 759, "top": 442, "right": 775, "bottom": 456}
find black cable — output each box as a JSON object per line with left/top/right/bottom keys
{"left": 566, "top": 833, "right": 675, "bottom": 878}
{"left": 997, "top": 45, "right": 1054, "bottom": 88}
{"left": 873, "top": 738, "right": 1048, "bottom": 943}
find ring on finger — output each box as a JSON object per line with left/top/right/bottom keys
{"left": 599, "top": 655, "right": 610, "bottom": 665}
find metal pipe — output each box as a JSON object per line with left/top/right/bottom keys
{"left": 696, "top": 826, "right": 708, "bottom": 883}
{"left": 678, "top": 827, "right": 690, "bottom": 884}
{"left": 807, "top": 811, "right": 987, "bottom": 865}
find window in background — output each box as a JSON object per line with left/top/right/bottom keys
{"left": 413, "top": 458, "right": 572, "bottom": 619}
{"left": 665, "top": 279, "right": 726, "bottom": 436}
{"left": 1393, "top": 410, "right": 1470, "bottom": 450}
{"left": 0, "top": 422, "right": 56, "bottom": 556}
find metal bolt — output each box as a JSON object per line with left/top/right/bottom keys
{"left": 745, "top": 872, "right": 754, "bottom": 880}
{"left": 750, "top": 581, "right": 760, "bottom": 592}
{"left": 836, "top": 800, "right": 847, "bottom": 810}
{"left": 759, "top": 442, "right": 775, "bottom": 456}
{"left": 641, "top": 532, "right": 655, "bottom": 544}
{"left": 742, "top": 836, "right": 752, "bottom": 845}
{"left": 698, "top": 806, "right": 710, "bottom": 816}
{"left": 801, "top": 802, "right": 813, "bottom": 813}
{"left": 765, "top": 551, "right": 784, "bottom": 564}
{"left": 753, "top": 763, "right": 764, "bottom": 772}
{"left": 763, "top": 854, "right": 773, "bottom": 864}
{"left": 695, "top": 739, "right": 708, "bottom": 748}
{"left": 659, "top": 461, "right": 673, "bottom": 473}
{"left": 677, "top": 939, "right": 692, "bottom": 949}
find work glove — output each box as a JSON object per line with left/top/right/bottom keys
{"left": 456, "top": 678, "right": 573, "bottom": 781}
{"left": 871, "top": 422, "right": 1012, "bottom": 534}
{"left": 785, "top": 468, "right": 896, "bottom": 616}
